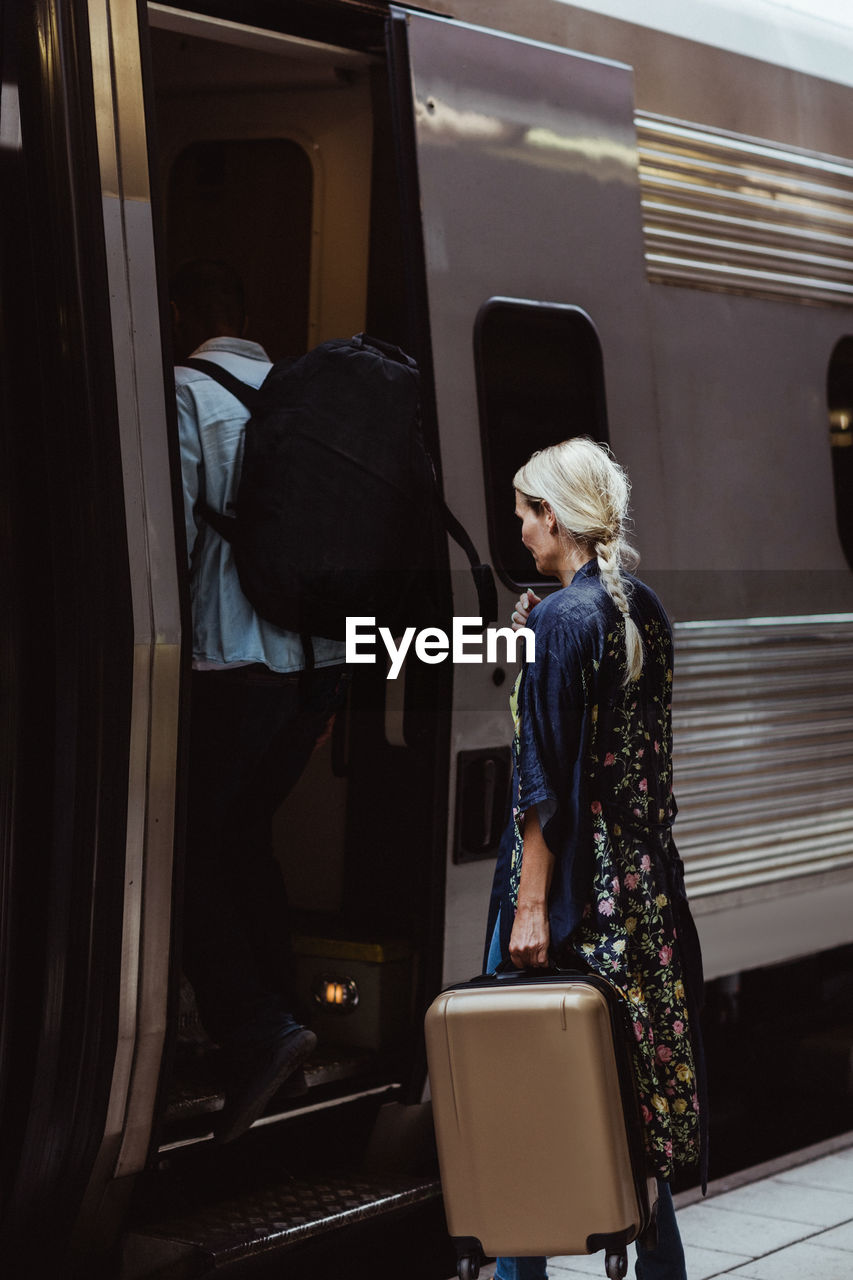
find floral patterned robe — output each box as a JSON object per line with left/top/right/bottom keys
{"left": 486, "top": 560, "right": 705, "bottom": 1181}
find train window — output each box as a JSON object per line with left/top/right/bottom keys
{"left": 475, "top": 298, "right": 608, "bottom": 588}
{"left": 167, "top": 138, "right": 313, "bottom": 361}
{"left": 828, "top": 337, "right": 853, "bottom": 571}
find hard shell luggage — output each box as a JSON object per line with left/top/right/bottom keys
{"left": 424, "top": 970, "right": 658, "bottom": 1280}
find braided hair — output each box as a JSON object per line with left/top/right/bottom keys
{"left": 513, "top": 438, "right": 643, "bottom": 683}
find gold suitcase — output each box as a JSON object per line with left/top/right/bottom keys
{"left": 424, "top": 971, "right": 657, "bottom": 1280}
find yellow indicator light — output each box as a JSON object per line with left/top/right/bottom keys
{"left": 313, "top": 974, "right": 359, "bottom": 1013}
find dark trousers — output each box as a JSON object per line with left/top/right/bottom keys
{"left": 182, "top": 663, "right": 346, "bottom": 1047}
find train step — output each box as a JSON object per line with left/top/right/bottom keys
{"left": 164, "top": 1042, "right": 387, "bottom": 1130}
{"left": 120, "top": 1169, "right": 442, "bottom": 1278}
{"left": 165, "top": 935, "right": 412, "bottom": 1145}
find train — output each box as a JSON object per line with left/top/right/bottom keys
{"left": 3, "top": 0, "right": 853, "bottom": 1273}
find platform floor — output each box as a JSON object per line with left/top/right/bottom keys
{"left": 471, "top": 1131, "right": 853, "bottom": 1279}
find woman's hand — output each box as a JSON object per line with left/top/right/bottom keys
{"left": 511, "top": 589, "right": 542, "bottom": 631}
{"left": 509, "top": 805, "right": 554, "bottom": 969}
{"left": 508, "top": 900, "right": 551, "bottom": 969}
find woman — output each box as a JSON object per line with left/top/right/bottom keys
{"left": 485, "top": 439, "right": 706, "bottom": 1280}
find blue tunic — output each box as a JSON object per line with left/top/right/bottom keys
{"left": 486, "top": 559, "right": 706, "bottom": 1180}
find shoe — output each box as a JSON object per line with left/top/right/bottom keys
{"left": 281, "top": 1065, "right": 309, "bottom": 1097}
{"left": 216, "top": 1025, "right": 317, "bottom": 1143}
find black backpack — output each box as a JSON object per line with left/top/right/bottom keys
{"left": 183, "top": 334, "right": 497, "bottom": 644}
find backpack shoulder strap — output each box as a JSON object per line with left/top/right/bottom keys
{"left": 437, "top": 497, "right": 499, "bottom": 626}
{"left": 197, "top": 502, "right": 237, "bottom": 544}
{"left": 181, "top": 357, "right": 262, "bottom": 412}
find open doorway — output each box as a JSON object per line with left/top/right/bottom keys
{"left": 149, "top": 8, "right": 445, "bottom": 1149}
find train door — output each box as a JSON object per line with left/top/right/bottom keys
{"left": 0, "top": 0, "right": 180, "bottom": 1269}
{"left": 143, "top": 1, "right": 451, "bottom": 1145}
{"left": 387, "top": 7, "right": 661, "bottom": 984}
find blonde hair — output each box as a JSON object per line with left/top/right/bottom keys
{"left": 514, "top": 438, "right": 643, "bottom": 682}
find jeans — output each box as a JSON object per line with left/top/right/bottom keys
{"left": 487, "top": 916, "right": 688, "bottom": 1280}
{"left": 486, "top": 907, "right": 504, "bottom": 975}
{"left": 182, "top": 663, "right": 346, "bottom": 1046}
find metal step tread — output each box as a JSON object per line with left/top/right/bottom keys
{"left": 126, "top": 1171, "right": 442, "bottom": 1269}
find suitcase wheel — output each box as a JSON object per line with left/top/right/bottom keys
{"left": 457, "top": 1255, "right": 479, "bottom": 1280}
{"left": 604, "top": 1252, "right": 628, "bottom": 1280}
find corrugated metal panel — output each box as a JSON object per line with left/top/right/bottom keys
{"left": 636, "top": 112, "right": 853, "bottom": 305}
{"left": 672, "top": 616, "right": 853, "bottom": 894}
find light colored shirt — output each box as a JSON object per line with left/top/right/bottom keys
{"left": 176, "top": 337, "right": 346, "bottom": 673}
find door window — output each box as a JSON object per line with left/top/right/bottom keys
{"left": 475, "top": 298, "right": 608, "bottom": 587}
{"left": 828, "top": 337, "right": 853, "bottom": 570}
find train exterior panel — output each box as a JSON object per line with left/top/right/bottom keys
{"left": 387, "top": 1, "right": 853, "bottom": 988}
